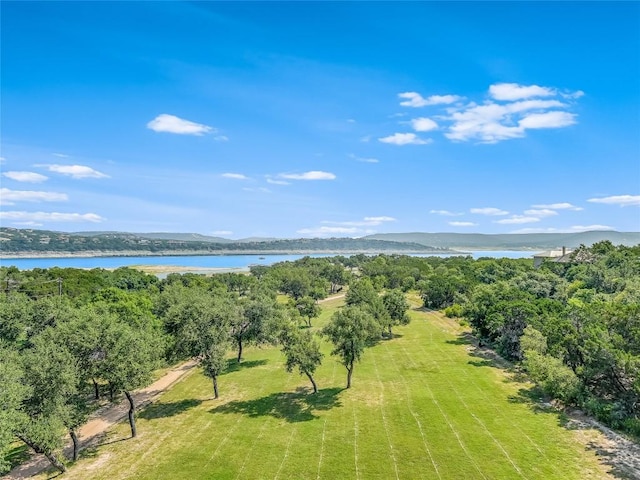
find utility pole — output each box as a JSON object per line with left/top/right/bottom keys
{"left": 57, "top": 277, "right": 63, "bottom": 296}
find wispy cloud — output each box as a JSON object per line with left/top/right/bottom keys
{"left": 398, "top": 92, "right": 462, "bottom": 107}
{"left": 221, "top": 173, "right": 248, "bottom": 180}
{"left": 489, "top": 83, "right": 555, "bottom": 101}
{"left": 449, "top": 221, "right": 477, "bottom": 227}
{"left": 531, "top": 202, "right": 583, "bottom": 211}
{"left": 52, "top": 153, "right": 70, "bottom": 158}
{"left": 410, "top": 117, "right": 438, "bottom": 132}
{"left": 266, "top": 178, "right": 290, "bottom": 185}
{"left": 2, "top": 171, "right": 48, "bottom": 183}
{"left": 0, "top": 211, "right": 104, "bottom": 223}
{"left": 323, "top": 216, "right": 396, "bottom": 227}
{"left": 470, "top": 207, "right": 509, "bottom": 216}
{"left": 299, "top": 216, "right": 395, "bottom": 237}
{"left": 587, "top": 195, "right": 640, "bottom": 207}
{"left": 0, "top": 188, "right": 67, "bottom": 205}
{"left": 279, "top": 171, "right": 336, "bottom": 180}
{"left": 40, "top": 164, "right": 109, "bottom": 179}
{"left": 523, "top": 209, "right": 558, "bottom": 218}
{"left": 349, "top": 154, "right": 379, "bottom": 163}
{"left": 430, "top": 209, "right": 463, "bottom": 216}
{"left": 147, "top": 114, "right": 214, "bottom": 135}
{"left": 211, "top": 230, "right": 233, "bottom": 236}
{"left": 495, "top": 215, "right": 541, "bottom": 224}
{"left": 379, "top": 133, "right": 430, "bottom": 145}
{"left": 297, "top": 226, "right": 363, "bottom": 236}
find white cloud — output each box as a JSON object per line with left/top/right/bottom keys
{"left": 3, "top": 171, "right": 48, "bottom": 183}
{"left": 52, "top": 153, "right": 69, "bottom": 158}
{"left": 430, "top": 209, "right": 463, "bottom": 216}
{"left": 221, "top": 173, "right": 248, "bottom": 180}
{"left": 147, "top": 114, "right": 214, "bottom": 135}
{"left": 279, "top": 171, "right": 336, "bottom": 181}
{"left": 518, "top": 111, "right": 576, "bottom": 129}
{"left": 470, "top": 207, "right": 509, "bottom": 216}
{"left": 394, "top": 84, "right": 581, "bottom": 144}
{"left": 211, "top": 230, "right": 233, "bottom": 236}
{"left": 495, "top": 215, "right": 541, "bottom": 224}
{"left": 0, "top": 211, "right": 104, "bottom": 223}
{"left": 323, "top": 216, "right": 396, "bottom": 227}
{"left": 449, "top": 221, "right": 477, "bottom": 227}
{"left": 360, "top": 135, "right": 372, "bottom": 143}
{"left": 399, "top": 92, "right": 462, "bottom": 107}
{"left": 445, "top": 99, "right": 570, "bottom": 143}
{"left": 41, "top": 164, "right": 109, "bottom": 179}
{"left": 489, "top": 83, "right": 556, "bottom": 101}
{"left": 266, "top": 178, "right": 290, "bottom": 185}
{"left": 0, "top": 188, "right": 67, "bottom": 204}
{"left": 587, "top": 195, "right": 640, "bottom": 207}
{"left": 379, "top": 133, "right": 430, "bottom": 145}
{"left": 0, "top": 157, "right": 5, "bottom": 163}
{"left": 523, "top": 209, "right": 559, "bottom": 218}
{"left": 301, "top": 216, "right": 395, "bottom": 237}
{"left": 214, "top": 135, "right": 229, "bottom": 142}
{"left": 411, "top": 117, "right": 439, "bottom": 132}
{"left": 297, "top": 226, "right": 361, "bottom": 236}
{"left": 349, "top": 154, "right": 379, "bottom": 163}
{"left": 532, "top": 202, "right": 583, "bottom": 211}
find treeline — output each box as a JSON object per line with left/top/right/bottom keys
{"left": 0, "top": 257, "right": 409, "bottom": 474}
{"left": 0, "top": 227, "right": 450, "bottom": 254}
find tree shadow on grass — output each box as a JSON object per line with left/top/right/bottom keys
{"left": 139, "top": 398, "right": 203, "bottom": 420}
{"left": 220, "top": 359, "right": 268, "bottom": 376}
{"left": 210, "top": 387, "right": 343, "bottom": 423}
{"left": 445, "top": 331, "right": 475, "bottom": 346}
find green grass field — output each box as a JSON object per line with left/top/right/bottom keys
{"left": 42, "top": 297, "right": 609, "bottom": 479}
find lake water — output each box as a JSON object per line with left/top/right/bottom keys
{"left": 0, "top": 251, "right": 535, "bottom": 271}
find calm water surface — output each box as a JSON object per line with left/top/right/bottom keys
{"left": 0, "top": 251, "right": 534, "bottom": 271}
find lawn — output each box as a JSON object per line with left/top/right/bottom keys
{"left": 41, "top": 296, "right": 610, "bottom": 479}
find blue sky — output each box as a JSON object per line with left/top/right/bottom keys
{"left": 1, "top": 1, "right": 639, "bottom": 238}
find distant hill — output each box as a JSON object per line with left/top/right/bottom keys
{"left": 363, "top": 231, "right": 640, "bottom": 250}
{"left": 0, "top": 228, "right": 453, "bottom": 256}
{"left": 73, "top": 231, "right": 279, "bottom": 244}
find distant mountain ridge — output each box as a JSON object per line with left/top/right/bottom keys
{"left": 363, "top": 231, "right": 640, "bottom": 250}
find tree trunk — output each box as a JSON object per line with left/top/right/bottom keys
{"left": 237, "top": 338, "right": 243, "bottom": 363}
{"left": 92, "top": 378, "right": 100, "bottom": 400}
{"left": 307, "top": 317, "right": 312, "bottom": 328}
{"left": 17, "top": 435, "right": 66, "bottom": 473}
{"left": 305, "top": 371, "right": 318, "bottom": 393}
{"left": 213, "top": 376, "right": 219, "bottom": 399}
{"left": 109, "top": 384, "right": 115, "bottom": 402}
{"left": 124, "top": 390, "right": 137, "bottom": 438}
{"left": 388, "top": 325, "right": 393, "bottom": 338}
{"left": 69, "top": 428, "right": 79, "bottom": 462}
{"left": 346, "top": 361, "right": 354, "bottom": 389}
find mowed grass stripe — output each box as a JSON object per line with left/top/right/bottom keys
{"left": 45, "top": 299, "right": 611, "bottom": 480}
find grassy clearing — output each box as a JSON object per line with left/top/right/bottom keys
{"left": 39, "top": 296, "right": 611, "bottom": 479}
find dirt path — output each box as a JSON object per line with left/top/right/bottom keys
{"left": 6, "top": 360, "right": 198, "bottom": 479}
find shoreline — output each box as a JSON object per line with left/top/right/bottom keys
{"left": 0, "top": 248, "right": 461, "bottom": 260}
